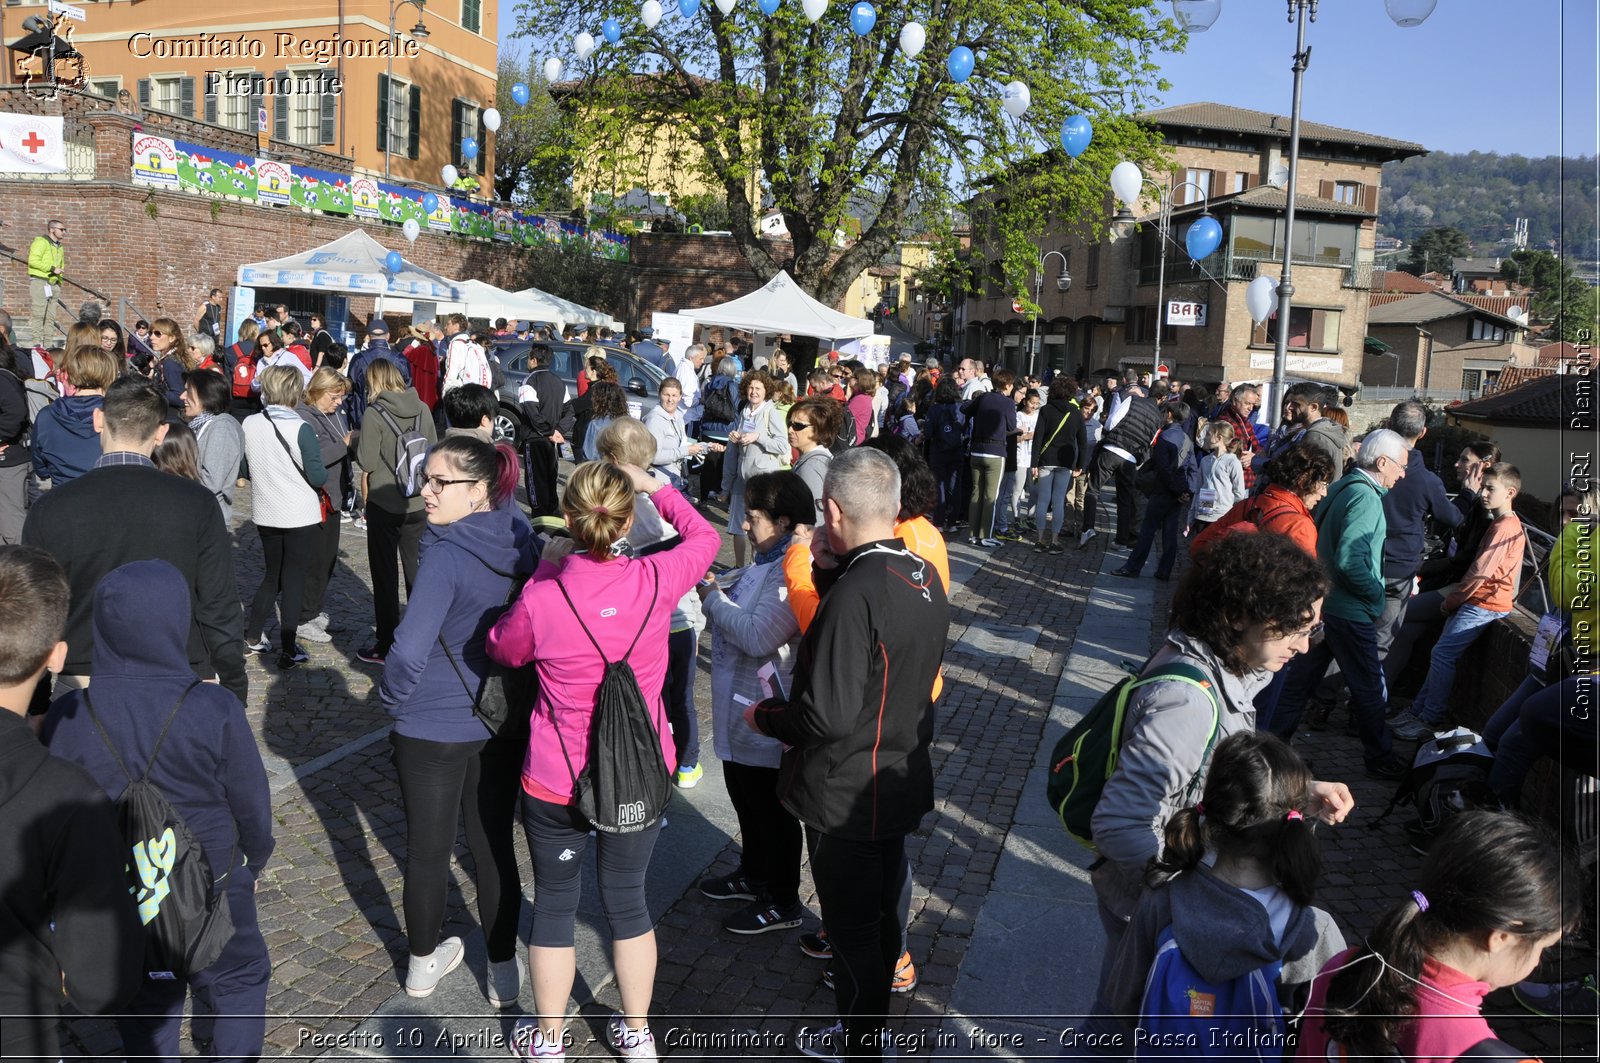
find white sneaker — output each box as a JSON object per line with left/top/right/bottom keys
{"left": 404, "top": 936, "right": 464, "bottom": 997}
{"left": 605, "top": 1013, "right": 658, "bottom": 1061}
{"left": 511, "top": 1019, "right": 565, "bottom": 1061}
{"left": 487, "top": 954, "right": 524, "bottom": 1009}
{"left": 296, "top": 623, "right": 333, "bottom": 643}
{"left": 1079, "top": 527, "right": 1098, "bottom": 547}
{"left": 796, "top": 1021, "right": 845, "bottom": 1062}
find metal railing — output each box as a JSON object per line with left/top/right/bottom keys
{"left": 0, "top": 111, "right": 95, "bottom": 183}
{"left": 1356, "top": 385, "right": 1476, "bottom": 405}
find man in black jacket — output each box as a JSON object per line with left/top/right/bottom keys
{"left": 1114, "top": 399, "right": 1196, "bottom": 581}
{"left": 751, "top": 448, "right": 949, "bottom": 1061}
{"left": 1083, "top": 379, "right": 1162, "bottom": 547}
{"left": 22, "top": 377, "right": 248, "bottom": 703}
{"left": 517, "top": 343, "right": 574, "bottom": 517}
{"left": 0, "top": 546, "right": 143, "bottom": 1061}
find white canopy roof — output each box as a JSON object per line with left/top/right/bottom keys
{"left": 513, "top": 287, "right": 623, "bottom": 332}
{"left": 681, "top": 271, "right": 874, "bottom": 340}
{"left": 236, "top": 229, "right": 462, "bottom": 301}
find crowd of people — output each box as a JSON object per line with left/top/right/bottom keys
{"left": 0, "top": 292, "right": 1591, "bottom": 1063}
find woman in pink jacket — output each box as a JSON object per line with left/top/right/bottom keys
{"left": 488, "top": 460, "right": 718, "bottom": 1063}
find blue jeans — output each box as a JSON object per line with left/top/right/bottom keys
{"left": 1413, "top": 605, "right": 1505, "bottom": 724}
{"left": 1122, "top": 492, "right": 1184, "bottom": 579}
{"left": 1487, "top": 676, "right": 1599, "bottom": 805}
{"left": 1034, "top": 467, "right": 1074, "bottom": 536}
{"left": 929, "top": 455, "right": 962, "bottom": 527}
{"left": 1267, "top": 614, "right": 1394, "bottom": 766}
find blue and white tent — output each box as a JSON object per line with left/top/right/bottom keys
{"left": 235, "top": 229, "right": 462, "bottom": 302}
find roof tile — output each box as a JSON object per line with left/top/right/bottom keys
{"left": 1452, "top": 373, "right": 1589, "bottom": 427}
{"left": 1141, "top": 103, "right": 1424, "bottom": 156}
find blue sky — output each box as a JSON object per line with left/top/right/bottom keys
{"left": 499, "top": 0, "right": 1598, "bottom": 158}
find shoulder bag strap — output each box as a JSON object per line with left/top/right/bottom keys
{"left": 1036, "top": 409, "right": 1071, "bottom": 458}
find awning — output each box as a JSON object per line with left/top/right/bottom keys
{"left": 682, "top": 270, "right": 875, "bottom": 341}
{"left": 236, "top": 229, "right": 462, "bottom": 301}
{"left": 1364, "top": 335, "right": 1394, "bottom": 355}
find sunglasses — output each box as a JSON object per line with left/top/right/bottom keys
{"left": 790, "top": 420, "right": 812, "bottom": 431}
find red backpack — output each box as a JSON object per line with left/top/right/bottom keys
{"left": 231, "top": 350, "right": 258, "bottom": 398}
{"left": 1189, "top": 493, "right": 1298, "bottom": 558}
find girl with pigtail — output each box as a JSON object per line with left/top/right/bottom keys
{"left": 1099, "top": 731, "right": 1347, "bottom": 1053}
{"left": 1297, "top": 810, "right": 1581, "bottom": 1062}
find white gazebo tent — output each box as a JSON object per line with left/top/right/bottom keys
{"left": 236, "top": 229, "right": 462, "bottom": 303}
{"left": 379, "top": 279, "right": 583, "bottom": 331}
{"left": 681, "top": 270, "right": 875, "bottom": 341}
{"left": 514, "top": 287, "right": 623, "bottom": 332}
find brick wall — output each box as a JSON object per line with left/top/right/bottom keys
{"left": 625, "top": 232, "right": 788, "bottom": 328}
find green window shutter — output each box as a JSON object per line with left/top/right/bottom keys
{"left": 407, "top": 85, "right": 421, "bottom": 160}
{"left": 451, "top": 100, "right": 464, "bottom": 169}
{"left": 319, "top": 76, "right": 335, "bottom": 145}
{"left": 203, "top": 76, "right": 217, "bottom": 123}
{"left": 476, "top": 109, "right": 487, "bottom": 175}
{"left": 180, "top": 76, "right": 195, "bottom": 118}
{"left": 273, "top": 70, "right": 289, "bottom": 141}
{"left": 137, "top": 78, "right": 150, "bottom": 110}
{"left": 463, "top": 0, "right": 482, "bottom": 34}
{"left": 376, "top": 74, "right": 389, "bottom": 153}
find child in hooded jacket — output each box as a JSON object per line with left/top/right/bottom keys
{"left": 1100, "top": 732, "right": 1346, "bottom": 1054}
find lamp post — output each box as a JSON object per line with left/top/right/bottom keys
{"left": 1027, "top": 250, "right": 1071, "bottom": 378}
{"left": 1171, "top": 0, "right": 1436, "bottom": 409}
{"left": 385, "top": 0, "right": 430, "bottom": 179}
{"left": 1111, "top": 165, "right": 1213, "bottom": 379}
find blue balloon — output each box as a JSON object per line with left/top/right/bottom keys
{"left": 1186, "top": 215, "right": 1224, "bottom": 262}
{"left": 849, "top": 2, "right": 876, "bottom": 35}
{"left": 1059, "top": 114, "right": 1093, "bottom": 158}
{"left": 421, "top": 192, "right": 439, "bottom": 214}
{"left": 385, "top": 251, "right": 404, "bottom": 273}
{"left": 461, "top": 137, "right": 479, "bottom": 160}
{"left": 602, "top": 18, "right": 622, "bottom": 43}
{"left": 946, "top": 45, "right": 975, "bottom": 83}
{"left": 680, "top": 0, "right": 700, "bottom": 16}
{"left": 759, "top": 0, "right": 781, "bottom": 13}
{"left": 511, "top": 82, "right": 530, "bottom": 107}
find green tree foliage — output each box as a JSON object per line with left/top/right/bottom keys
{"left": 493, "top": 55, "right": 575, "bottom": 210}
{"left": 1404, "top": 225, "right": 1470, "bottom": 276}
{"left": 1379, "top": 151, "right": 1599, "bottom": 259}
{"left": 509, "top": 1, "right": 1181, "bottom": 307}
{"left": 1500, "top": 249, "right": 1594, "bottom": 342}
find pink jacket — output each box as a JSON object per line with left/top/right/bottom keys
{"left": 1297, "top": 949, "right": 1497, "bottom": 1063}
{"left": 486, "top": 485, "right": 718, "bottom": 803}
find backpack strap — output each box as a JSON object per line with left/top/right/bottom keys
{"left": 1125, "top": 661, "right": 1222, "bottom": 806}
{"left": 553, "top": 568, "right": 659, "bottom": 666}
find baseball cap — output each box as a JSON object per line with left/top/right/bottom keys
{"left": 367, "top": 321, "right": 389, "bottom": 337}
{"left": 639, "top": 327, "right": 655, "bottom": 338}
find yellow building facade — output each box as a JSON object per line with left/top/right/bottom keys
{"left": 2, "top": 0, "right": 498, "bottom": 183}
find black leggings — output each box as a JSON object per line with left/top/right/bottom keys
{"left": 299, "top": 511, "right": 341, "bottom": 624}
{"left": 520, "top": 793, "right": 660, "bottom": 948}
{"left": 722, "top": 760, "right": 802, "bottom": 907}
{"left": 366, "top": 502, "right": 426, "bottom": 653}
{"left": 247, "top": 523, "right": 319, "bottom": 652}
{"left": 808, "top": 829, "right": 908, "bottom": 1059}
{"left": 390, "top": 730, "right": 524, "bottom": 962}
{"left": 663, "top": 627, "right": 700, "bottom": 770}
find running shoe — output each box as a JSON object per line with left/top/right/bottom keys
{"left": 277, "top": 645, "right": 309, "bottom": 670}
{"left": 605, "top": 1013, "right": 657, "bottom": 1061}
{"left": 1514, "top": 973, "right": 1599, "bottom": 1023}
{"left": 724, "top": 899, "right": 804, "bottom": 935}
{"left": 356, "top": 645, "right": 388, "bottom": 665}
{"left": 674, "top": 763, "right": 704, "bottom": 789}
{"left": 245, "top": 636, "right": 272, "bottom": 655}
{"left": 511, "top": 1019, "right": 566, "bottom": 1061}
{"left": 821, "top": 952, "right": 917, "bottom": 994}
{"left": 1079, "top": 528, "right": 1097, "bottom": 547}
{"left": 799, "top": 930, "right": 832, "bottom": 959}
{"left": 978, "top": 538, "right": 1002, "bottom": 548}
{"left": 697, "top": 873, "right": 758, "bottom": 902}
{"left": 795, "top": 1022, "right": 844, "bottom": 1063}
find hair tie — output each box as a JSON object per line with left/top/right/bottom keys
{"left": 1285, "top": 809, "right": 1304, "bottom": 822}
{"left": 1194, "top": 801, "right": 1205, "bottom": 817}
{"left": 593, "top": 505, "right": 610, "bottom": 516}
{"left": 1411, "top": 890, "right": 1429, "bottom": 913}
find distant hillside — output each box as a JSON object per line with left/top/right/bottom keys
{"left": 1379, "top": 152, "right": 1597, "bottom": 259}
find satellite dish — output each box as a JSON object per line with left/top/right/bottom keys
{"left": 1268, "top": 164, "right": 1290, "bottom": 190}
{"left": 1507, "top": 306, "right": 1527, "bottom": 323}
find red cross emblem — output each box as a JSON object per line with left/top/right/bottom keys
{"left": 21, "top": 131, "right": 46, "bottom": 154}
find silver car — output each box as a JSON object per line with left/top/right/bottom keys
{"left": 489, "top": 340, "right": 668, "bottom": 445}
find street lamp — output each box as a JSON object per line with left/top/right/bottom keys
{"left": 385, "top": 0, "right": 429, "bottom": 179}
{"left": 1173, "top": 0, "right": 1434, "bottom": 409}
{"left": 1026, "top": 250, "right": 1071, "bottom": 377}
{"left": 1110, "top": 163, "right": 1214, "bottom": 377}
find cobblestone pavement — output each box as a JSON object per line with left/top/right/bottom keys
{"left": 53, "top": 480, "right": 1594, "bottom": 1060}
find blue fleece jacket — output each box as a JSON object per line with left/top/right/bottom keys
{"left": 347, "top": 341, "right": 414, "bottom": 427}
{"left": 41, "top": 559, "right": 275, "bottom": 885}
{"left": 29, "top": 393, "right": 102, "bottom": 486}
{"left": 1381, "top": 447, "right": 1462, "bottom": 579}
{"left": 380, "top": 506, "right": 536, "bottom": 742}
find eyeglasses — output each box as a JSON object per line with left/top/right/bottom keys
{"left": 1283, "top": 622, "right": 1324, "bottom": 641}
{"left": 790, "top": 420, "right": 812, "bottom": 431}
{"left": 420, "top": 475, "right": 478, "bottom": 494}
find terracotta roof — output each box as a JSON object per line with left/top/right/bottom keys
{"left": 1535, "top": 341, "right": 1587, "bottom": 369}
{"left": 1452, "top": 294, "right": 1528, "bottom": 318}
{"left": 1492, "top": 366, "right": 1556, "bottom": 393}
{"left": 1369, "top": 293, "right": 1410, "bottom": 306}
{"left": 1140, "top": 103, "right": 1425, "bottom": 156}
{"left": 1366, "top": 292, "right": 1525, "bottom": 329}
{"left": 1451, "top": 373, "right": 1591, "bottom": 427}
{"left": 1373, "top": 270, "right": 1437, "bottom": 294}
{"left": 866, "top": 265, "right": 900, "bottom": 278}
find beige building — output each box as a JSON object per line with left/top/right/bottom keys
{"left": 957, "top": 103, "right": 1425, "bottom": 387}
{"left": 2, "top": 0, "right": 498, "bottom": 183}
{"left": 1448, "top": 373, "right": 1588, "bottom": 503}
{"left": 1363, "top": 291, "right": 1537, "bottom": 399}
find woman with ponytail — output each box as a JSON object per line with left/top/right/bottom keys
{"left": 1099, "top": 732, "right": 1346, "bottom": 1047}
{"left": 378, "top": 435, "right": 534, "bottom": 1009}
{"left": 488, "top": 455, "right": 719, "bottom": 1062}
{"left": 1298, "top": 810, "right": 1580, "bottom": 1061}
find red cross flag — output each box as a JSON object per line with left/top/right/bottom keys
{"left": 0, "top": 115, "right": 68, "bottom": 173}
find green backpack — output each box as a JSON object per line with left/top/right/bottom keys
{"left": 1045, "top": 661, "right": 1219, "bottom": 850}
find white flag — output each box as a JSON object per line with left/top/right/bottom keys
{"left": 0, "top": 114, "right": 67, "bottom": 173}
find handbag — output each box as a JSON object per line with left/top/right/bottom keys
{"left": 266, "top": 414, "right": 334, "bottom": 522}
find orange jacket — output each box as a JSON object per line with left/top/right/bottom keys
{"left": 1189, "top": 485, "right": 1318, "bottom": 559}
{"left": 1446, "top": 512, "right": 1525, "bottom": 613}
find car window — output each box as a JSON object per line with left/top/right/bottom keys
{"left": 501, "top": 348, "right": 529, "bottom": 377}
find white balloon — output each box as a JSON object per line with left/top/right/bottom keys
{"left": 898, "top": 21, "right": 926, "bottom": 59}
{"left": 1110, "top": 160, "right": 1144, "bottom": 207}
{"left": 442, "top": 164, "right": 459, "bottom": 186}
{"left": 483, "top": 107, "right": 501, "bottom": 133}
{"left": 542, "top": 57, "right": 563, "bottom": 83}
{"left": 642, "top": 0, "right": 664, "bottom": 27}
{"left": 402, "top": 218, "right": 421, "bottom": 243}
{"left": 802, "top": 0, "right": 829, "bottom": 21}
{"left": 1246, "top": 275, "right": 1277, "bottom": 324}
{"left": 574, "top": 31, "right": 595, "bottom": 60}
{"left": 714, "top": 0, "right": 737, "bottom": 13}
{"left": 1001, "top": 80, "right": 1031, "bottom": 118}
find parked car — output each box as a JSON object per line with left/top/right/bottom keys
{"left": 488, "top": 340, "right": 667, "bottom": 444}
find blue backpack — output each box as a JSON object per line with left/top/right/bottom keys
{"left": 1137, "top": 925, "right": 1286, "bottom": 1058}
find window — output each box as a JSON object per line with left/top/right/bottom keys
{"left": 378, "top": 73, "right": 420, "bottom": 159}
{"left": 1252, "top": 307, "right": 1342, "bottom": 351}
{"left": 1232, "top": 171, "right": 1251, "bottom": 193}
{"left": 1086, "top": 244, "right": 1100, "bottom": 289}
{"left": 204, "top": 70, "right": 260, "bottom": 132}
{"left": 452, "top": 99, "right": 484, "bottom": 172}
{"left": 1471, "top": 319, "right": 1506, "bottom": 342}
{"left": 273, "top": 70, "right": 334, "bottom": 146}
{"left": 1462, "top": 369, "right": 1482, "bottom": 394}
{"left": 462, "top": 0, "right": 483, "bottom": 33}
{"left": 1229, "top": 216, "right": 1358, "bottom": 266}
{"left": 1124, "top": 306, "right": 1174, "bottom": 346}
{"left": 1182, "top": 167, "right": 1212, "bottom": 200}
{"left": 88, "top": 78, "right": 120, "bottom": 100}
{"left": 1333, "top": 181, "right": 1361, "bottom": 205}
{"left": 144, "top": 74, "right": 194, "bottom": 117}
